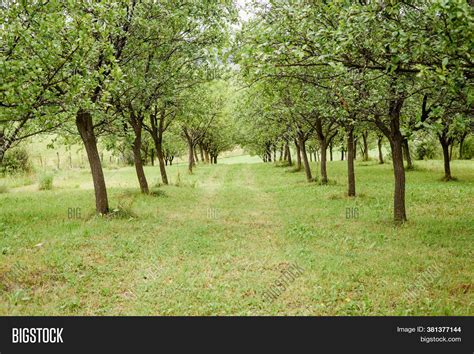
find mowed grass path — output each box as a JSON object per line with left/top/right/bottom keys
{"left": 0, "top": 159, "right": 473, "bottom": 315}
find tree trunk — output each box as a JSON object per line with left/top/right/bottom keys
{"left": 154, "top": 140, "right": 168, "bottom": 185}
{"left": 132, "top": 128, "right": 149, "bottom": 194}
{"left": 341, "top": 148, "right": 344, "bottom": 161}
{"left": 188, "top": 140, "right": 194, "bottom": 173}
{"left": 329, "top": 142, "right": 333, "bottom": 161}
{"left": 150, "top": 148, "right": 155, "bottom": 166}
{"left": 142, "top": 146, "right": 149, "bottom": 166}
{"left": 459, "top": 133, "right": 467, "bottom": 159}
{"left": 347, "top": 128, "right": 356, "bottom": 197}
{"left": 376, "top": 94, "right": 407, "bottom": 223}
{"left": 353, "top": 138, "right": 357, "bottom": 160}
{"left": 213, "top": 155, "right": 217, "bottom": 164}
{"left": 320, "top": 142, "right": 328, "bottom": 184}
{"left": 204, "top": 149, "right": 210, "bottom": 163}
{"left": 199, "top": 144, "right": 204, "bottom": 162}
{"left": 0, "top": 131, "right": 11, "bottom": 165}
{"left": 391, "top": 136, "right": 407, "bottom": 223}
{"left": 194, "top": 146, "right": 199, "bottom": 164}
{"left": 148, "top": 109, "right": 169, "bottom": 184}
{"left": 402, "top": 139, "right": 413, "bottom": 169}
{"left": 279, "top": 144, "right": 284, "bottom": 161}
{"left": 298, "top": 136, "right": 312, "bottom": 182}
{"left": 362, "top": 131, "right": 369, "bottom": 161}
{"left": 294, "top": 140, "right": 302, "bottom": 170}
{"left": 76, "top": 110, "right": 109, "bottom": 214}
{"left": 0, "top": 146, "right": 6, "bottom": 165}
{"left": 439, "top": 137, "right": 452, "bottom": 181}
{"left": 266, "top": 144, "right": 272, "bottom": 162}
{"left": 285, "top": 142, "right": 292, "bottom": 165}
{"left": 377, "top": 136, "right": 384, "bottom": 164}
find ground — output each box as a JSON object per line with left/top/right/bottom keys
{"left": 0, "top": 157, "right": 473, "bottom": 315}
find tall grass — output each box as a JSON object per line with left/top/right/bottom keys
{"left": 38, "top": 173, "right": 54, "bottom": 190}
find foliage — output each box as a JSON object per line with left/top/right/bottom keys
{"left": 1, "top": 147, "right": 32, "bottom": 174}
{"left": 414, "top": 138, "right": 439, "bottom": 161}
{"left": 460, "top": 136, "right": 474, "bottom": 160}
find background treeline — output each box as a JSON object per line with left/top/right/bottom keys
{"left": 1, "top": 1, "right": 238, "bottom": 213}
{"left": 233, "top": 0, "right": 474, "bottom": 223}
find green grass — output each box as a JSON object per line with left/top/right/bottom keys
{"left": 0, "top": 159, "right": 473, "bottom": 315}
{"left": 38, "top": 173, "right": 54, "bottom": 191}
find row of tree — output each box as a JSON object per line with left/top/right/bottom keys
{"left": 234, "top": 0, "right": 473, "bottom": 223}
{"left": 1, "top": 1, "right": 237, "bottom": 214}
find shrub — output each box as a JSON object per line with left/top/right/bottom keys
{"left": 460, "top": 136, "right": 474, "bottom": 160}
{"left": 38, "top": 173, "right": 54, "bottom": 190}
{"left": 414, "top": 139, "right": 438, "bottom": 160}
{"left": 1, "top": 147, "right": 32, "bottom": 174}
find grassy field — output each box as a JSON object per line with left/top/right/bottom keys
{"left": 0, "top": 157, "right": 473, "bottom": 315}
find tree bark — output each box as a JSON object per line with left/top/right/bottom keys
{"left": 132, "top": 127, "right": 149, "bottom": 194}
{"left": 377, "top": 136, "right": 384, "bottom": 164}
{"left": 129, "top": 111, "right": 150, "bottom": 194}
{"left": 154, "top": 140, "right": 168, "bottom": 184}
{"left": 298, "top": 136, "right": 312, "bottom": 182}
{"left": 402, "top": 138, "right": 413, "bottom": 169}
{"left": 194, "top": 146, "right": 199, "bottom": 164}
{"left": 375, "top": 93, "right": 407, "bottom": 223}
{"left": 353, "top": 138, "right": 357, "bottom": 160}
{"left": 294, "top": 140, "right": 302, "bottom": 170}
{"left": 320, "top": 141, "right": 328, "bottom": 184}
{"left": 76, "top": 110, "right": 109, "bottom": 214}
{"left": 0, "top": 132, "right": 8, "bottom": 164}
{"left": 391, "top": 136, "right": 407, "bottom": 222}
{"left": 329, "top": 141, "right": 333, "bottom": 161}
{"left": 285, "top": 142, "right": 292, "bottom": 165}
{"left": 150, "top": 148, "right": 155, "bottom": 166}
{"left": 148, "top": 109, "right": 169, "bottom": 184}
{"left": 439, "top": 136, "right": 452, "bottom": 180}
{"left": 199, "top": 144, "right": 204, "bottom": 162}
{"left": 347, "top": 128, "right": 356, "bottom": 196}
{"left": 188, "top": 140, "right": 194, "bottom": 173}
{"left": 142, "top": 145, "right": 149, "bottom": 166}
{"left": 266, "top": 143, "right": 272, "bottom": 162}
{"left": 362, "top": 131, "right": 369, "bottom": 161}
{"left": 459, "top": 132, "right": 467, "bottom": 159}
